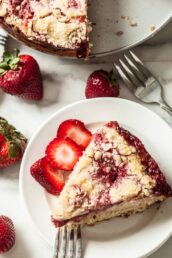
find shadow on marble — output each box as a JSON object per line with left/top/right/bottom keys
{"left": 1, "top": 163, "right": 20, "bottom": 180}
{"left": 40, "top": 72, "right": 60, "bottom": 106}
{"left": 0, "top": 89, "right": 5, "bottom": 103}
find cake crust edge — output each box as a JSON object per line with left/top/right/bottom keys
{"left": 0, "top": 19, "right": 90, "bottom": 58}
{"left": 52, "top": 195, "right": 165, "bottom": 227}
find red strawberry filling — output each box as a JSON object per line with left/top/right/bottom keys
{"left": 9, "top": 0, "right": 34, "bottom": 20}
{"left": 107, "top": 121, "right": 172, "bottom": 197}
{"left": 68, "top": 0, "right": 80, "bottom": 8}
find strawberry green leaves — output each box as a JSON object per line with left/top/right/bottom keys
{"left": 0, "top": 49, "right": 20, "bottom": 75}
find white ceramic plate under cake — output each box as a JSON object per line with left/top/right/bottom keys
{"left": 20, "top": 98, "right": 172, "bottom": 258}
{"left": 90, "top": 0, "right": 172, "bottom": 56}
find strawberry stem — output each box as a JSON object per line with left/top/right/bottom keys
{"left": 9, "top": 142, "right": 20, "bottom": 158}
{"left": 108, "top": 70, "right": 117, "bottom": 86}
{"left": 0, "top": 49, "right": 20, "bottom": 76}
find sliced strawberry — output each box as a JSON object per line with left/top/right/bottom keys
{"left": 46, "top": 138, "right": 82, "bottom": 171}
{"left": 57, "top": 119, "right": 92, "bottom": 149}
{"left": 30, "top": 157, "right": 69, "bottom": 195}
{"left": 43, "top": 160, "right": 69, "bottom": 193}
{"left": 30, "top": 157, "right": 58, "bottom": 195}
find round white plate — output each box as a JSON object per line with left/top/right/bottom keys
{"left": 90, "top": 0, "right": 172, "bottom": 56}
{"left": 20, "top": 98, "right": 172, "bottom": 258}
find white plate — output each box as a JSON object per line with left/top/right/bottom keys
{"left": 20, "top": 98, "right": 172, "bottom": 258}
{"left": 90, "top": 0, "right": 172, "bottom": 56}
{"left": 5, "top": 1, "right": 172, "bottom": 57}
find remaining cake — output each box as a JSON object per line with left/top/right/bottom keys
{"left": 52, "top": 121, "right": 172, "bottom": 227}
{"left": 0, "top": 0, "right": 91, "bottom": 58}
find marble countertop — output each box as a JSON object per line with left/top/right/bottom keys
{"left": 1, "top": 19, "right": 172, "bottom": 258}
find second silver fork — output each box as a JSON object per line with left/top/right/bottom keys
{"left": 53, "top": 225, "right": 82, "bottom": 258}
{"left": 114, "top": 50, "right": 172, "bottom": 116}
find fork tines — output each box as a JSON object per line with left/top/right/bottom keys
{"left": 53, "top": 225, "right": 82, "bottom": 258}
{"left": 0, "top": 34, "right": 7, "bottom": 46}
{"left": 114, "top": 50, "right": 154, "bottom": 91}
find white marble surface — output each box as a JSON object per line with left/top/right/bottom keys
{"left": 1, "top": 19, "right": 172, "bottom": 258}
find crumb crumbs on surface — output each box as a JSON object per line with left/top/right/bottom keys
{"left": 119, "top": 14, "right": 138, "bottom": 27}
{"left": 115, "top": 31, "right": 124, "bottom": 37}
{"left": 150, "top": 25, "right": 156, "bottom": 32}
{"left": 128, "top": 19, "right": 138, "bottom": 27}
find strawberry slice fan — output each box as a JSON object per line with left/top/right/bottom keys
{"left": 31, "top": 119, "right": 92, "bottom": 195}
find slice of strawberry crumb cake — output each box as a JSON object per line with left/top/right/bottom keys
{"left": 30, "top": 119, "right": 172, "bottom": 228}
{"left": 52, "top": 121, "right": 172, "bottom": 227}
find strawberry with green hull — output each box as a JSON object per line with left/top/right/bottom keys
{"left": 0, "top": 49, "right": 43, "bottom": 100}
{"left": 0, "top": 117, "right": 27, "bottom": 168}
{"left": 0, "top": 216, "right": 15, "bottom": 254}
{"left": 31, "top": 119, "right": 92, "bottom": 194}
{"left": 85, "top": 70, "right": 119, "bottom": 98}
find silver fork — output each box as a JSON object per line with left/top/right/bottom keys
{"left": 53, "top": 225, "right": 82, "bottom": 258}
{"left": 0, "top": 28, "right": 8, "bottom": 59}
{"left": 114, "top": 50, "right": 172, "bottom": 116}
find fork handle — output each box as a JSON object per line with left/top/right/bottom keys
{"left": 160, "top": 103, "right": 172, "bottom": 116}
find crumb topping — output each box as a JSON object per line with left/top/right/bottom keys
{"left": 53, "top": 121, "right": 172, "bottom": 222}
{"left": 0, "top": 0, "right": 90, "bottom": 54}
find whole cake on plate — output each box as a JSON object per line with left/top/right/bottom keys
{"left": 0, "top": 0, "right": 91, "bottom": 58}
{"left": 52, "top": 121, "right": 172, "bottom": 227}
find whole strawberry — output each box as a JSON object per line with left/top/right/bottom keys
{"left": 0, "top": 215, "right": 15, "bottom": 254}
{"left": 0, "top": 117, "right": 27, "bottom": 168}
{"left": 85, "top": 70, "right": 119, "bottom": 98}
{"left": 0, "top": 49, "right": 43, "bottom": 100}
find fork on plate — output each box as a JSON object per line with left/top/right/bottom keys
{"left": 53, "top": 225, "right": 82, "bottom": 258}
{"left": 114, "top": 50, "right": 172, "bottom": 116}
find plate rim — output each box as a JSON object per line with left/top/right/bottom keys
{"left": 19, "top": 98, "right": 172, "bottom": 258}
{"left": 91, "top": 12, "right": 172, "bottom": 57}
{"left": 3, "top": 11, "right": 172, "bottom": 58}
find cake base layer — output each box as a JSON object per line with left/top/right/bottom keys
{"left": 53, "top": 195, "right": 165, "bottom": 227}
{"left": 0, "top": 0, "right": 91, "bottom": 58}
{"left": 0, "top": 21, "right": 88, "bottom": 58}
